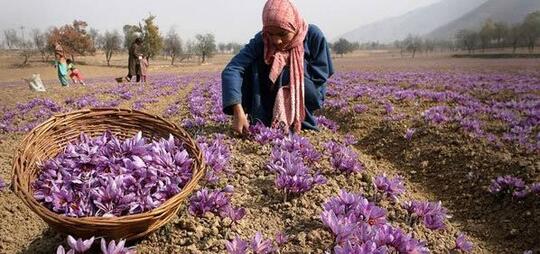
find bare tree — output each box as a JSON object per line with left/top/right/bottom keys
{"left": 403, "top": 34, "right": 422, "bottom": 58}
{"left": 123, "top": 24, "right": 142, "bottom": 50}
{"left": 100, "top": 30, "right": 122, "bottom": 66}
{"left": 479, "top": 19, "right": 495, "bottom": 52}
{"left": 522, "top": 11, "right": 540, "bottom": 53}
{"left": 493, "top": 22, "right": 508, "bottom": 48}
{"left": 195, "top": 33, "right": 216, "bottom": 63}
{"left": 456, "top": 29, "right": 479, "bottom": 54}
{"left": 184, "top": 39, "right": 196, "bottom": 61}
{"left": 88, "top": 28, "right": 99, "bottom": 50}
{"left": 423, "top": 39, "right": 435, "bottom": 55}
{"left": 163, "top": 28, "right": 183, "bottom": 65}
{"left": 218, "top": 42, "right": 227, "bottom": 53}
{"left": 230, "top": 42, "right": 243, "bottom": 54}
{"left": 393, "top": 40, "right": 403, "bottom": 57}
{"left": 32, "top": 29, "right": 48, "bottom": 61}
{"left": 19, "top": 40, "right": 34, "bottom": 65}
{"left": 332, "top": 38, "right": 355, "bottom": 57}
{"left": 506, "top": 24, "right": 524, "bottom": 53}
{"left": 4, "top": 29, "right": 20, "bottom": 49}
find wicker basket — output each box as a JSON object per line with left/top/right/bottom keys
{"left": 11, "top": 108, "right": 205, "bottom": 240}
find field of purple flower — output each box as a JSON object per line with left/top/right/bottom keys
{"left": 0, "top": 60, "right": 538, "bottom": 254}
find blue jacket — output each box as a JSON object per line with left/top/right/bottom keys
{"left": 221, "top": 24, "right": 334, "bottom": 130}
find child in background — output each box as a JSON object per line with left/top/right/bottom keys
{"left": 140, "top": 58, "right": 149, "bottom": 82}
{"left": 53, "top": 42, "right": 69, "bottom": 87}
{"left": 66, "top": 59, "right": 86, "bottom": 86}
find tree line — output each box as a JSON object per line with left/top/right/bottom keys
{"left": 455, "top": 11, "right": 540, "bottom": 54}
{"left": 2, "top": 14, "right": 244, "bottom": 66}
{"left": 331, "top": 11, "right": 540, "bottom": 58}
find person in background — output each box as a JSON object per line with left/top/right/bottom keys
{"left": 54, "top": 42, "right": 69, "bottom": 87}
{"left": 127, "top": 38, "right": 143, "bottom": 82}
{"left": 221, "top": 0, "right": 334, "bottom": 135}
{"left": 140, "top": 57, "right": 149, "bottom": 82}
{"left": 66, "top": 59, "right": 86, "bottom": 86}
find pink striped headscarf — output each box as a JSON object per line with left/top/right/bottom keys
{"left": 262, "top": 0, "right": 308, "bottom": 133}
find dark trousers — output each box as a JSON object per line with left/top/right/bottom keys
{"left": 127, "top": 74, "right": 141, "bottom": 82}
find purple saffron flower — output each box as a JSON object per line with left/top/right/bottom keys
{"left": 325, "top": 141, "right": 364, "bottom": 174}
{"left": 360, "top": 202, "right": 387, "bottom": 226}
{"left": 404, "top": 128, "right": 415, "bottom": 141}
{"left": 384, "top": 102, "right": 394, "bottom": 114}
{"left": 406, "top": 200, "right": 448, "bottom": 230}
{"left": 274, "top": 231, "right": 289, "bottom": 246}
{"left": 251, "top": 232, "right": 275, "bottom": 254}
{"left": 530, "top": 183, "right": 540, "bottom": 195}
{"left": 67, "top": 235, "right": 94, "bottom": 253}
{"left": 455, "top": 233, "right": 473, "bottom": 253}
{"left": 396, "top": 237, "right": 430, "bottom": 254}
{"left": 226, "top": 236, "right": 248, "bottom": 254}
{"left": 274, "top": 134, "right": 321, "bottom": 163}
{"left": 334, "top": 241, "right": 387, "bottom": 254}
{"left": 56, "top": 245, "right": 75, "bottom": 254}
{"left": 188, "top": 186, "right": 244, "bottom": 220}
{"left": 352, "top": 104, "right": 368, "bottom": 113}
{"left": 188, "top": 188, "right": 216, "bottom": 217}
{"left": 0, "top": 178, "right": 5, "bottom": 191}
{"left": 320, "top": 210, "right": 357, "bottom": 244}
{"left": 342, "top": 134, "right": 358, "bottom": 146}
{"left": 100, "top": 238, "right": 134, "bottom": 254}
{"left": 488, "top": 175, "right": 528, "bottom": 198}
{"left": 197, "top": 135, "right": 232, "bottom": 184}
{"left": 316, "top": 116, "right": 339, "bottom": 132}
{"left": 374, "top": 175, "right": 405, "bottom": 201}
{"left": 423, "top": 106, "right": 451, "bottom": 125}
{"left": 225, "top": 206, "right": 246, "bottom": 223}
{"left": 267, "top": 144, "right": 326, "bottom": 195}
{"left": 248, "top": 122, "right": 285, "bottom": 145}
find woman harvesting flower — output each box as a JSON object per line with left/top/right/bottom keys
{"left": 222, "top": 0, "right": 334, "bottom": 134}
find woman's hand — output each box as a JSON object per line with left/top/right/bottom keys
{"left": 232, "top": 104, "right": 249, "bottom": 135}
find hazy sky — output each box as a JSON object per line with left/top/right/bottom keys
{"left": 0, "top": 0, "right": 440, "bottom": 43}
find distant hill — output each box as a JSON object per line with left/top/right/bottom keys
{"left": 428, "top": 0, "right": 540, "bottom": 40}
{"left": 339, "top": 0, "right": 487, "bottom": 43}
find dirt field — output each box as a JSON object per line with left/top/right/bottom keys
{"left": 0, "top": 51, "right": 538, "bottom": 254}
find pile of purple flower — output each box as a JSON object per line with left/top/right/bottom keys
{"left": 32, "top": 131, "right": 194, "bottom": 217}
{"left": 324, "top": 141, "right": 364, "bottom": 174}
{"left": 321, "top": 190, "right": 430, "bottom": 253}
{"left": 266, "top": 135, "right": 326, "bottom": 196}
{"left": 226, "top": 231, "right": 288, "bottom": 254}
{"left": 403, "top": 200, "right": 448, "bottom": 230}
{"left": 373, "top": 175, "right": 405, "bottom": 202}
{"left": 188, "top": 186, "right": 245, "bottom": 223}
